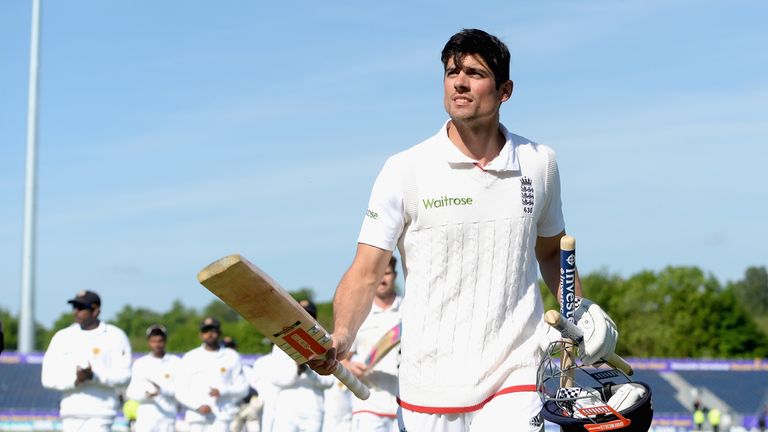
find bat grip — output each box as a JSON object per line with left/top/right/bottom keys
{"left": 544, "top": 310, "right": 634, "bottom": 376}
{"left": 333, "top": 363, "right": 370, "bottom": 400}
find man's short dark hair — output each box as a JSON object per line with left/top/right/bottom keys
{"left": 441, "top": 29, "right": 511, "bottom": 89}
{"left": 389, "top": 256, "right": 398, "bottom": 274}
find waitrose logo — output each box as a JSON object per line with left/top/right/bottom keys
{"left": 422, "top": 195, "right": 474, "bottom": 209}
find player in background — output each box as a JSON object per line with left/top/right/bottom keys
{"left": 41, "top": 290, "right": 132, "bottom": 432}
{"left": 125, "top": 324, "right": 181, "bottom": 432}
{"left": 225, "top": 336, "right": 265, "bottom": 432}
{"left": 262, "top": 300, "right": 334, "bottom": 432}
{"left": 321, "top": 380, "right": 352, "bottom": 432}
{"left": 176, "top": 317, "right": 250, "bottom": 432}
{"left": 342, "top": 255, "right": 402, "bottom": 431}
{"left": 309, "top": 28, "right": 618, "bottom": 431}
{"left": 248, "top": 340, "right": 278, "bottom": 432}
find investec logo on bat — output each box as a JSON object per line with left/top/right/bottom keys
{"left": 560, "top": 252, "right": 577, "bottom": 323}
{"left": 273, "top": 321, "right": 330, "bottom": 359}
{"left": 422, "top": 195, "right": 474, "bottom": 209}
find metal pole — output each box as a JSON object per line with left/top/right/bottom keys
{"left": 20, "top": 0, "right": 42, "bottom": 353}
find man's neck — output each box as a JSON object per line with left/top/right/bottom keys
{"left": 204, "top": 343, "right": 220, "bottom": 352}
{"left": 447, "top": 118, "right": 504, "bottom": 167}
{"left": 80, "top": 320, "right": 100, "bottom": 331}
{"left": 374, "top": 293, "right": 396, "bottom": 310}
{"left": 152, "top": 351, "right": 166, "bottom": 359}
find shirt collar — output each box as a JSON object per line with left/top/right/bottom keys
{"left": 438, "top": 120, "right": 519, "bottom": 172}
{"left": 372, "top": 295, "right": 402, "bottom": 313}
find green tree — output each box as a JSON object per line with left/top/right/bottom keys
{"left": 161, "top": 300, "right": 202, "bottom": 353}
{"left": 226, "top": 320, "right": 271, "bottom": 354}
{"left": 540, "top": 267, "right": 768, "bottom": 358}
{"left": 202, "top": 300, "right": 240, "bottom": 324}
{"left": 1, "top": 308, "right": 19, "bottom": 350}
{"left": 592, "top": 267, "right": 768, "bottom": 358}
{"left": 731, "top": 266, "right": 768, "bottom": 314}
{"left": 0, "top": 308, "right": 54, "bottom": 351}
{"left": 109, "top": 305, "right": 163, "bottom": 352}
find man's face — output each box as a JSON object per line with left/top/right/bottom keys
{"left": 376, "top": 265, "right": 397, "bottom": 299}
{"left": 72, "top": 303, "right": 99, "bottom": 328}
{"left": 200, "top": 328, "right": 220, "bottom": 347}
{"left": 148, "top": 334, "right": 167, "bottom": 356}
{"left": 443, "top": 54, "right": 512, "bottom": 124}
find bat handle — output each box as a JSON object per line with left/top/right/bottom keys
{"left": 333, "top": 363, "right": 370, "bottom": 400}
{"left": 544, "top": 310, "right": 634, "bottom": 376}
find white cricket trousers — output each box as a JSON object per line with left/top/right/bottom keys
{"left": 397, "top": 390, "right": 544, "bottom": 432}
{"left": 270, "top": 415, "right": 323, "bottom": 432}
{"left": 135, "top": 412, "right": 175, "bottom": 432}
{"left": 61, "top": 417, "right": 113, "bottom": 432}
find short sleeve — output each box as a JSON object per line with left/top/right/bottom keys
{"left": 537, "top": 147, "right": 565, "bottom": 237}
{"left": 357, "top": 156, "right": 406, "bottom": 251}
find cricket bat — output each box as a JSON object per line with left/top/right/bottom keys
{"left": 197, "top": 254, "right": 370, "bottom": 400}
{"left": 559, "top": 235, "right": 578, "bottom": 387}
{"left": 364, "top": 323, "right": 401, "bottom": 371}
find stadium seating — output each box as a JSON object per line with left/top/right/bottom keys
{"left": 677, "top": 370, "right": 768, "bottom": 415}
{"left": 0, "top": 363, "right": 60, "bottom": 415}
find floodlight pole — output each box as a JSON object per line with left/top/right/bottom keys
{"left": 19, "top": 0, "right": 42, "bottom": 354}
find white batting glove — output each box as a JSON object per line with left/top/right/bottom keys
{"left": 574, "top": 298, "right": 618, "bottom": 365}
{"left": 539, "top": 321, "right": 559, "bottom": 354}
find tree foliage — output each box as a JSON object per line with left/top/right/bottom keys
{"left": 0, "top": 308, "right": 47, "bottom": 351}
{"left": 539, "top": 266, "right": 768, "bottom": 358}
{"left": 730, "top": 266, "right": 768, "bottom": 315}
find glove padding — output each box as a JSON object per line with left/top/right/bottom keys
{"left": 574, "top": 298, "right": 618, "bottom": 365}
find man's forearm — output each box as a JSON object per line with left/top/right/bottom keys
{"left": 332, "top": 269, "right": 377, "bottom": 342}
{"left": 539, "top": 252, "right": 561, "bottom": 299}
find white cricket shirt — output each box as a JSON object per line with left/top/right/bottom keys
{"left": 41, "top": 322, "right": 132, "bottom": 418}
{"left": 125, "top": 353, "right": 181, "bottom": 420}
{"left": 350, "top": 296, "right": 402, "bottom": 418}
{"left": 175, "top": 345, "right": 250, "bottom": 423}
{"left": 357, "top": 121, "right": 565, "bottom": 411}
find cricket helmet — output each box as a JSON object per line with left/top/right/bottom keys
{"left": 537, "top": 340, "right": 653, "bottom": 431}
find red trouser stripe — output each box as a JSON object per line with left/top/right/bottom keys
{"left": 397, "top": 384, "right": 538, "bottom": 414}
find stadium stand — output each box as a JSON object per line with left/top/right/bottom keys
{"left": 632, "top": 369, "right": 690, "bottom": 414}
{"left": 0, "top": 362, "right": 59, "bottom": 414}
{"left": 677, "top": 370, "right": 768, "bottom": 417}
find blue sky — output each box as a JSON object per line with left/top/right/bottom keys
{"left": 1, "top": 1, "right": 766, "bottom": 328}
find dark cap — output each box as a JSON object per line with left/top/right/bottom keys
{"left": 299, "top": 299, "right": 317, "bottom": 319}
{"left": 146, "top": 324, "right": 167, "bottom": 338}
{"left": 200, "top": 317, "right": 221, "bottom": 332}
{"left": 67, "top": 290, "right": 101, "bottom": 308}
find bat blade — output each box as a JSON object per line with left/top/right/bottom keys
{"left": 364, "top": 323, "right": 401, "bottom": 371}
{"left": 197, "top": 254, "right": 369, "bottom": 400}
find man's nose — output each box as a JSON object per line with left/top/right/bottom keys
{"left": 454, "top": 71, "right": 469, "bottom": 90}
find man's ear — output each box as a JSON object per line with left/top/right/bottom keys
{"left": 500, "top": 80, "right": 513, "bottom": 102}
